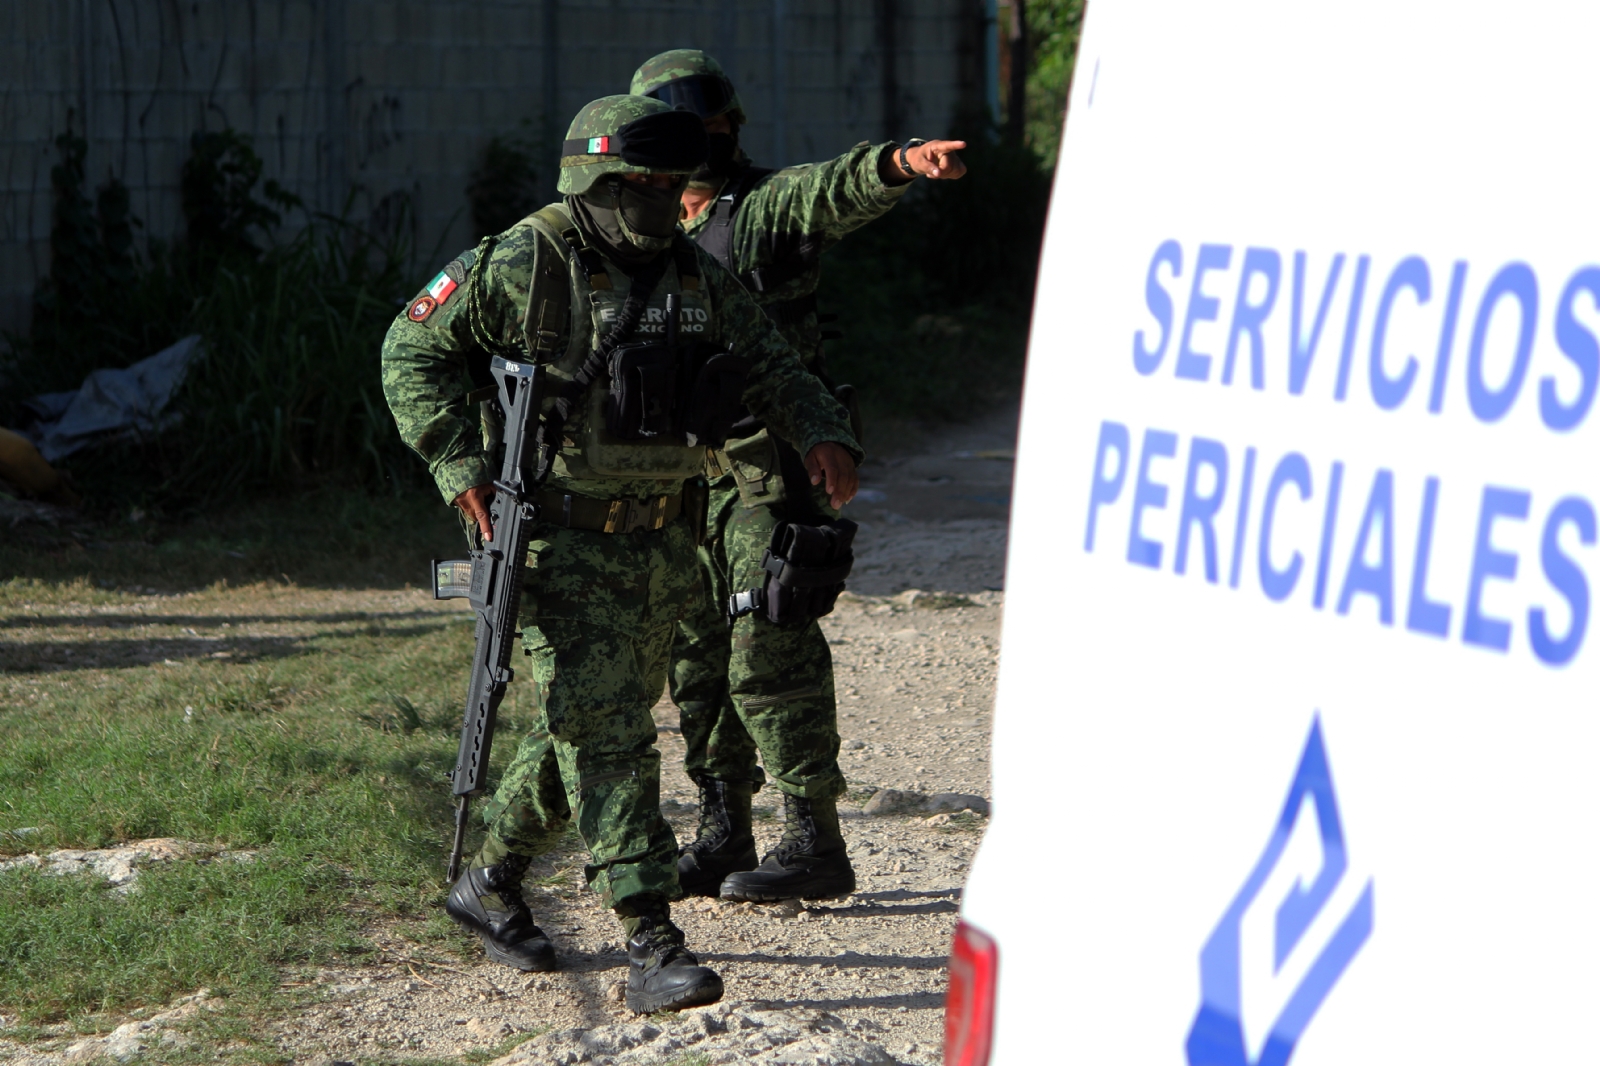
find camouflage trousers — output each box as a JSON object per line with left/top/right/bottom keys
{"left": 477, "top": 515, "right": 702, "bottom": 910}
{"left": 668, "top": 472, "right": 847, "bottom": 800}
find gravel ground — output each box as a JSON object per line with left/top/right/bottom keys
{"left": 0, "top": 408, "right": 1019, "bottom": 1066}
{"left": 224, "top": 584, "right": 1002, "bottom": 1066}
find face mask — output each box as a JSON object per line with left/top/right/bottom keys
{"left": 616, "top": 181, "right": 682, "bottom": 247}
{"left": 573, "top": 176, "right": 683, "bottom": 264}
{"left": 689, "top": 132, "right": 740, "bottom": 187}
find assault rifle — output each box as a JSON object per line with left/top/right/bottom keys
{"left": 430, "top": 355, "right": 546, "bottom": 882}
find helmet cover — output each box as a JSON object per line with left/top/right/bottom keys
{"left": 558, "top": 95, "right": 709, "bottom": 195}
{"left": 629, "top": 50, "right": 747, "bottom": 126}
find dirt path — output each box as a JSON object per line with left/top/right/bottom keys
{"left": 0, "top": 408, "right": 1019, "bottom": 1066}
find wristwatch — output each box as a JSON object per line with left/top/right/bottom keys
{"left": 898, "top": 138, "right": 928, "bottom": 178}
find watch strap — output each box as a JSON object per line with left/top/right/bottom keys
{"left": 898, "top": 138, "right": 928, "bottom": 179}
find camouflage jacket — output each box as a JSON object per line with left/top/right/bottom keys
{"left": 682, "top": 141, "right": 911, "bottom": 368}
{"left": 381, "top": 202, "right": 862, "bottom": 504}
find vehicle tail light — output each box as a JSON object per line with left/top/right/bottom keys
{"left": 945, "top": 919, "right": 998, "bottom": 1066}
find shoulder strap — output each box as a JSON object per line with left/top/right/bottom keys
{"left": 532, "top": 204, "right": 613, "bottom": 292}
{"left": 691, "top": 165, "right": 821, "bottom": 295}
{"left": 692, "top": 166, "right": 775, "bottom": 278}
{"left": 672, "top": 235, "right": 701, "bottom": 292}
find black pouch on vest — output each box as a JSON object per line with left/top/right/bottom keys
{"left": 681, "top": 348, "right": 752, "bottom": 448}
{"left": 727, "top": 518, "right": 858, "bottom": 625}
{"left": 605, "top": 341, "right": 678, "bottom": 439}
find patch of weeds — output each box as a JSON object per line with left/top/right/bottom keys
{"left": 198, "top": 667, "right": 295, "bottom": 716}
{"left": 910, "top": 592, "right": 978, "bottom": 610}
{"left": 818, "top": 137, "right": 1048, "bottom": 423}
{"left": 463, "top": 1028, "right": 548, "bottom": 1064}
{"left": 751, "top": 805, "right": 778, "bottom": 823}
{"left": 844, "top": 785, "right": 880, "bottom": 806}
{"left": 657, "top": 1051, "right": 712, "bottom": 1066}
{"left": 530, "top": 860, "right": 582, "bottom": 889}
{"left": 4, "top": 127, "right": 429, "bottom": 511}
{"left": 934, "top": 811, "right": 988, "bottom": 834}
{"left": 138, "top": 1006, "right": 286, "bottom": 1066}
{"left": 360, "top": 694, "right": 425, "bottom": 736}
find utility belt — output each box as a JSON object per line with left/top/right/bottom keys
{"left": 728, "top": 518, "right": 858, "bottom": 625}
{"left": 536, "top": 490, "right": 682, "bottom": 534}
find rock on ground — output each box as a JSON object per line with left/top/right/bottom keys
{"left": 0, "top": 992, "right": 216, "bottom": 1065}
{"left": 0, "top": 839, "right": 256, "bottom": 893}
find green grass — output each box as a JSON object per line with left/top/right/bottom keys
{"left": 0, "top": 488, "right": 558, "bottom": 1052}
{"left": 461, "top": 1030, "right": 548, "bottom": 1064}
{"left": 0, "top": 485, "right": 463, "bottom": 593}
{"left": 0, "top": 607, "right": 466, "bottom": 1025}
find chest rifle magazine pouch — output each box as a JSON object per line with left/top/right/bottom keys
{"left": 605, "top": 341, "right": 678, "bottom": 439}
{"left": 682, "top": 349, "right": 752, "bottom": 448}
{"left": 727, "top": 517, "right": 858, "bottom": 625}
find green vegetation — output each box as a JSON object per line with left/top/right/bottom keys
{"left": 2, "top": 129, "right": 426, "bottom": 512}
{"left": 1019, "top": 0, "right": 1089, "bottom": 168}
{"left": 466, "top": 131, "right": 545, "bottom": 241}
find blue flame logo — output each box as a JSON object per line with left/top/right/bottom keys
{"left": 1185, "top": 717, "right": 1374, "bottom": 1066}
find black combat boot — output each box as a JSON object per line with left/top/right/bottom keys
{"left": 623, "top": 902, "right": 724, "bottom": 1013}
{"left": 445, "top": 853, "right": 558, "bottom": 971}
{"left": 719, "top": 792, "right": 856, "bottom": 901}
{"left": 676, "top": 777, "right": 758, "bottom": 897}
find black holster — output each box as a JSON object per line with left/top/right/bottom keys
{"left": 728, "top": 518, "right": 858, "bottom": 625}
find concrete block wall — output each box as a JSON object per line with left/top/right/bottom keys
{"left": 1, "top": 0, "right": 984, "bottom": 343}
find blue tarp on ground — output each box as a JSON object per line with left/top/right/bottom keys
{"left": 26, "top": 335, "right": 204, "bottom": 462}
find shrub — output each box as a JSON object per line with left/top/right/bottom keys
{"left": 818, "top": 133, "right": 1053, "bottom": 420}
{"left": 2, "top": 129, "right": 426, "bottom": 510}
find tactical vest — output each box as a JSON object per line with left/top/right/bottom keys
{"left": 518, "top": 205, "right": 735, "bottom": 488}
{"left": 686, "top": 168, "right": 859, "bottom": 511}
{"left": 692, "top": 165, "right": 825, "bottom": 330}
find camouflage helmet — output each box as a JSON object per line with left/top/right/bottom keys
{"left": 629, "top": 49, "right": 747, "bottom": 127}
{"left": 557, "top": 95, "right": 708, "bottom": 195}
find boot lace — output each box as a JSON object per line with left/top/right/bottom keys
{"left": 482, "top": 852, "right": 534, "bottom": 912}
{"left": 768, "top": 793, "right": 815, "bottom": 864}
{"left": 636, "top": 915, "right": 693, "bottom": 968}
{"left": 685, "top": 779, "right": 730, "bottom": 857}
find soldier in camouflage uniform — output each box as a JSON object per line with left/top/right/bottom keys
{"left": 381, "top": 94, "right": 861, "bottom": 1013}
{"left": 628, "top": 51, "right": 967, "bottom": 901}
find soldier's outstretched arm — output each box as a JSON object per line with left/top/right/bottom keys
{"left": 735, "top": 137, "right": 968, "bottom": 266}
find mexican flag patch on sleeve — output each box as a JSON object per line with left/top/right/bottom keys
{"left": 426, "top": 271, "right": 459, "bottom": 305}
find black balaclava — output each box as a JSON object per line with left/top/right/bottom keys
{"left": 568, "top": 175, "right": 683, "bottom": 270}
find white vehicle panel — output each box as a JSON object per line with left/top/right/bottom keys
{"left": 964, "top": 2, "right": 1600, "bottom": 1062}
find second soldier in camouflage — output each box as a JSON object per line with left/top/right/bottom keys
{"left": 629, "top": 50, "right": 967, "bottom": 902}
